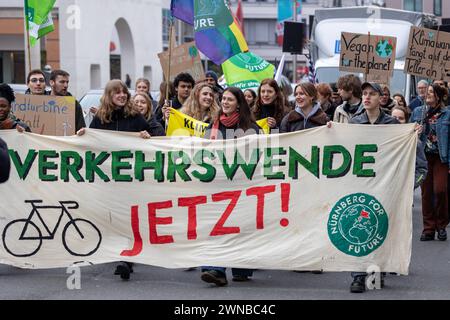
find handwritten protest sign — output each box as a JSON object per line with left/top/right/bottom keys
{"left": 340, "top": 32, "right": 396, "bottom": 83}
{"left": 158, "top": 42, "right": 205, "bottom": 81}
{"left": 11, "top": 94, "right": 76, "bottom": 136}
{"left": 405, "top": 26, "right": 450, "bottom": 81}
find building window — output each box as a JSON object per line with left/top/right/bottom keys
{"left": 245, "top": 19, "right": 276, "bottom": 46}
{"left": 162, "top": 9, "right": 171, "bottom": 43}
{"left": 434, "top": 0, "right": 442, "bottom": 16}
{"left": 404, "top": 0, "right": 423, "bottom": 12}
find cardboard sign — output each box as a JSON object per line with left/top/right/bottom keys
{"left": 158, "top": 42, "right": 205, "bottom": 81}
{"left": 11, "top": 94, "right": 76, "bottom": 136}
{"left": 340, "top": 32, "right": 397, "bottom": 83}
{"left": 404, "top": 26, "right": 450, "bottom": 81}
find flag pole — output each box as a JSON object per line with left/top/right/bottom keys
{"left": 24, "top": 0, "right": 32, "bottom": 74}
{"left": 166, "top": 20, "right": 174, "bottom": 102}
{"left": 164, "top": 18, "right": 175, "bottom": 132}
{"left": 292, "top": 0, "right": 297, "bottom": 84}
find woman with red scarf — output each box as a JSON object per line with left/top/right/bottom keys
{"left": 201, "top": 87, "right": 260, "bottom": 286}
{"left": 205, "top": 87, "right": 260, "bottom": 140}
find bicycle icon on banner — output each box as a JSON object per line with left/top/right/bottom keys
{"left": 2, "top": 200, "right": 102, "bottom": 258}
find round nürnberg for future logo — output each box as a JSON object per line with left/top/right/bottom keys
{"left": 328, "top": 193, "right": 388, "bottom": 257}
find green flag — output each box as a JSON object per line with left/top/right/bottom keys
{"left": 25, "top": 0, "right": 56, "bottom": 46}
{"left": 222, "top": 52, "right": 275, "bottom": 90}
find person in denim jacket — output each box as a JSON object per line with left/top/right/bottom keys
{"left": 410, "top": 83, "right": 450, "bottom": 242}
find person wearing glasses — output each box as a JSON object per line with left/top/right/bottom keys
{"left": 25, "top": 70, "right": 50, "bottom": 95}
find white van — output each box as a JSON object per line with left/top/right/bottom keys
{"left": 309, "top": 6, "right": 438, "bottom": 103}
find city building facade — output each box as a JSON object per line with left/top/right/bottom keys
{"left": 0, "top": 0, "right": 165, "bottom": 98}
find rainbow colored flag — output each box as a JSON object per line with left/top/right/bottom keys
{"left": 170, "top": 0, "right": 194, "bottom": 25}
{"left": 171, "top": 0, "right": 248, "bottom": 65}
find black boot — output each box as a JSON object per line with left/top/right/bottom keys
{"left": 350, "top": 276, "right": 366, "bottom": 293}
{"left": 114, "top": 262, "right": 133, "bottom": 280}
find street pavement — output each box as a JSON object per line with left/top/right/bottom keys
{"left": 0, "top": 189, "right": 449, "bottom": 300}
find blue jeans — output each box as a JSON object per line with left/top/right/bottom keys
{"left": 202, "top": 266, "right": 253, "bottom": 277}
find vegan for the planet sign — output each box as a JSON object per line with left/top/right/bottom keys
{"left": 405, "top": 26, "right": 450, "bottom": 81}
{"left": 340, "top": 32, "right": 397, "bottom": 83}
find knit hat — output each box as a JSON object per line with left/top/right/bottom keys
{"left": 205, "top": 71, "right": 218, "bottom": 83}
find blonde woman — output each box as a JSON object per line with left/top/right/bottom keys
{"left": 133, "top": 93, "right": 165, "bottom": 136}
{"left": 180, "top": 83, "right": 220, "bottom": 123}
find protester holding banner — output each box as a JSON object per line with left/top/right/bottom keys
{"left": 49, "top": 70, "right": 86, "bottom": 132}
{"left": 84, "top": 80, "right": 152, "bottom": 140}
{"left": 0, "top": 137, "right": 9, "bottom": 183}
{"left": 252, "top": 79, "right": 289, "bottom": 133}
{"left": 180, "top": 83, "right": 220, "bottom": 124}
{"left": 432, "top": 80, "right": 449, "bottom": 107}
{"left": 159, "top": 72, "right": 195, "bottom": 126}
{"left": 0, "top": 84, "right": 30, "bottom": 132}
{"left": 25, "top": 69, "right": 50, "bottom": 95}
{"left": 410, "top": 83, "right": 450, "bottom": 242}
{"left": 379, "top": 85, "right": 396, "bottom": 115}
{"left": 280, "top": 82, "right": 328, "bottom": 133}
{"left": 77, "top": 79, "right": 152, "bottom": 280}
{"left": 205, "top": 87, "right": 260, "bottom": 140}
{"left": 133, "top": 93, "right": 165, "bottom": 137}
{"left": 333, "top": 75, "right": 363, "bottom": 123}
{"left": 316, "top": 83, "right": 336, "bottom": 121}
{"left": 409, "top": 80, "right": 428, "bottom": 112}
{"left": 201, "top": 87, "right": 259, "bottom": 285}
{"left": 346, "top": 82, "right": 399, "bottom": 293}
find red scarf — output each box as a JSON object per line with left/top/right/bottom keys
{"left": 210, "top": 112, "right": 240, "bottom": 140}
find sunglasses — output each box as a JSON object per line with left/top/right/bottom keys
{"left": 30, "top": 78, "right": 45, "bottom": 83}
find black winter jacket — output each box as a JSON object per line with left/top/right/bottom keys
{"left": 89, "top": 109, "right": 151, "bottom": 133}
{"left": 146, "top": 116, "right": 166, "bottom": 137}
{"left": 0, "top": 138, "right": 10, "bottom": 183}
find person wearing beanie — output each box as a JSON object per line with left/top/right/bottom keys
{"left": 205, "top": 71, "right": 224, "bottom": 102}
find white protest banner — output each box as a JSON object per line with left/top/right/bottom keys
{"left": 0, "top": 124, "right": 416, "bottom": 274}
